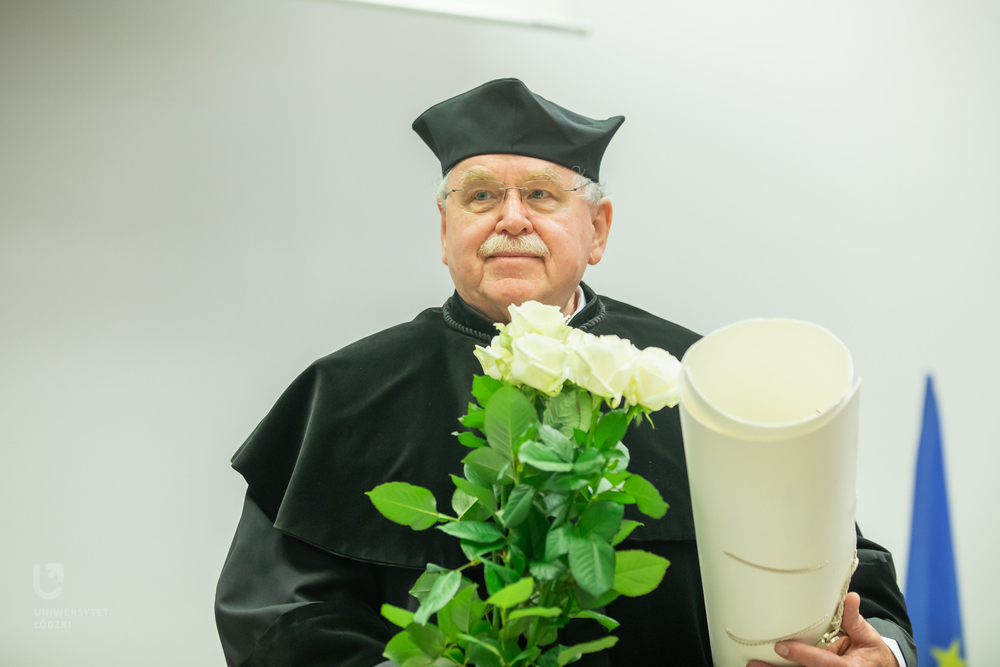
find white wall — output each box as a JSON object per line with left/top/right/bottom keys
{"left": 1, "top": 0, "right": 996, "bottom": 664}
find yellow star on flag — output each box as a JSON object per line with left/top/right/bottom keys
{"left": 930, "top": 640, "right": 965, "bottom": 667}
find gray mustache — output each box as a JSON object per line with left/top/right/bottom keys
{"left": 478, "top": 234, "right": 550, "bottom": 258}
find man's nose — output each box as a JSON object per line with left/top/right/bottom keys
{"left": 494, "top": 188, "right": 534, "bottom": 235}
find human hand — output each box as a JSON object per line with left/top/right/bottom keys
{"left": 746, "top": 593, "right": 899, "bottom": 667}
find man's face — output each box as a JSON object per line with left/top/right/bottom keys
{"left": 439, "top": 154, "right": 612, "bottom": 323}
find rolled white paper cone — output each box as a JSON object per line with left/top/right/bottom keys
{"left": 678, "top": 319, "right": 860, "bottom": 667}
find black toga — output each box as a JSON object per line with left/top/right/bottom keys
{"left": 215, "top": 284, "right": 915, "bottom": 667}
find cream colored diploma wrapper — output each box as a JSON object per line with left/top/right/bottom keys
{"left": 678, "top": 319, "right": 860, "bottom": 667}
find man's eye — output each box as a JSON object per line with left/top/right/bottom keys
{"left": 473, "top": 191, "right": 494, "bottom": 201}
{"left": 528, "top": 189, "right": 551, "bottom": 199}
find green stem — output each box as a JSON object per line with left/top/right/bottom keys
{"left": 587, "top": 394, "right": 600, "bottom": 448}
{"left": 525, "top": 581, "right": 554, "bottom": 650}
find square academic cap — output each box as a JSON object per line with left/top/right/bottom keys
{"left": 412, "top": 78, "right": 624, "bottom": 181}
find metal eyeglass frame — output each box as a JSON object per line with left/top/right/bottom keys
{"left": 445, "top": 182, "right": 588, "bottom": 206}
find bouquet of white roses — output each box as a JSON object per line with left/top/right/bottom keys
{"left": 367, "top": 301, "right": 682, "bottom": 667}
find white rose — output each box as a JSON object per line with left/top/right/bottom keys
{"left": 474, "top": 337, "right": 513, "bottom": 381}
{"left": 510, "top": 333, "right": 569, "bottom": 396}
{"left": 567, "top": 332, "right": 639, "bottom": 407}
{"left": 625, "top": 346, "right": 682, "bottom": 411}
{"left": 506, "top": 301, "right": 571, "bottom": 341}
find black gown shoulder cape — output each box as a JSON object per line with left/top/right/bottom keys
{"left": 231, "top": 284, "right": 700, "bottom": 568}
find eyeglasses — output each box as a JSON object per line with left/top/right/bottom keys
{"left": 446, "top": 179, "right": 587, "bottom": 215}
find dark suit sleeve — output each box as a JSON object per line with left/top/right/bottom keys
{"left": 215, "top": 491, "right": 395, "bottom": 667}
{"left": 850, "top": 530, "right": 917, "bottom": 667}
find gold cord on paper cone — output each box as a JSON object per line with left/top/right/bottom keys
{"left": 815, "top": 551, "right": 860, "bottom": 649}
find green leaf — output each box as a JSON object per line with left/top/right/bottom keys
{"left": 400, "top": 655, "right": 432, "bottom": 667}
{"left": 484, "top": 385, "right": 536, "bottom": 459}
{"left": 463, "top": 463, "right": 493, "bottom": 488}
{"left": 459, "top": 634, "right": 504, "bottom": 666}
{"left": 465, "top": 501, "right": 492, "bottom": 523}
{"left": 541, "top": 493, "right": 570, "bottom": 518}
{"left": 482, "top": 561, "right": 520, "bottom": 596}
{"left": 542, "top": 474, "right": 590, "bottom": 492}
{"left": 450, "top": 475, "right": 498, "bottom": 515}
{"left": 498, "top": 484, "right": 535, "bottom": 528}
{"left": 509, "top": 646, "right": 543, "bottom": 666}
{"left": 611, "top": 519, "right": 644, "bottom": 546}
{"left": 542, "top": 389, "right": 585, "bottom": 437}
{"left": 508, "top": 606, "right": 562, "bottom": 620}
{"left": 451, "top": 488, "right": 478, "bottom": 519}
{"left": 507, "top": 543, "right": 527, "bottom": 576}
{"left": 459, "top": 634, "right": 504, "bottom": 654}
{"left": 381, "top": 603, "right": 415, "bottom": 628}
{"left": 519, "top": 440, "right": 574, "bottom": 472}
{"left": 472, "top": 375, "right": 504, "bottom": 408}
{"left": 460, "top": 405, "right": 486, "bottom": 429}
{"left": 556, "top": 636, "right": 619, "bottom": 666}
{"left": 593, "top": 491, "right": 636, "bottom": 505}
{"left": 463, "top": 447, "right": 515, "bottom": 485}
{"left": 528, "top": 559, "right": 568, "bottom": 580}
{"left": 594, "top": 410, "right": 629, "bottom": 451}
{"left": 574, "top": 586, "right": 620, "bottom": 610}
{"left": 406, "top": 622, "right": 447, "bottom": 658}
{"left": 537, "top": 626, "right": 559, "bottom": 648}
{"left": 577, "top": 501, "right": 624, "bottom": 542}
{"left": 604, "top": 470, "right": 630, "bottom": 486}
{"left": 568, "top": 536, "right": 615, "bottom": 597}
{"left": 606, "top": 442, "right": 630, "bottom": 471}
{"left": 384, "top": 631, "right": 424, "bottom": 666}
{"left": 467, "top": 645, "right": 502, "bottom": 667}
{"left": 613, "top": 549, "right": 670, "bottom": 597}
{"left": 409, "top": 571, "right": 440, "bottom": 604}
{"left": 510, "top": 507, "right": 549, "bottom": 561}
{"left": 485, "top": 576, "right": 534, "bottom": 609}
{"left": 503, "top": 617, "right": 532, "bottom": 643}
{"left": 544, "top": 523, "right": 573, "bottom": 560}
{"left": 366, "top": 482, "right": 441, "bottom": 531}
{"left": 436, "top": 601, "right": 459, "bottom": 640}
{"left": 622, "top": 475, "right": 668, "bottom": 519}
{"left": 573, "top": 428, "right": 588, "bottom": 445}
{"left": 438, "top": 585, "right": 485, "bottom": 635}
{"left": 454, "top": 431, "right": 486, "bottom": 448}
{"left": 413, "top": 570, "right": 462, "bottom": 625}
{"left": 538, "top": 646, "right": 562, "bottom": 667}
{"left": 437, "top": 521, "right": 504, "bottom": 543}
{"left": 572, "top": 609, "right": 620, "bottom": 631}
{"left": 572, "top": 448, "right": 605, "bottom": 476}
{"left": 537, "top": 424, "right": 576, "bottom": 461}
{"left": 460, "top": 538, "right": 505, "bottom": 561}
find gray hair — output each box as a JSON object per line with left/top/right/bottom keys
{"left": 435, "top": 169, "right": 607, "bottom": 207}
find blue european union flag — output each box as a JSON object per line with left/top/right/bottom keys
{"left": 906, "top": 376, "right": 966, "bottom": 667}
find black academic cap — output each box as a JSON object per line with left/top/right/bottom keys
{"left": 412, "top": 78, "right": 624, "bottom": 181}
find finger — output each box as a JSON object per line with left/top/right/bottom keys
{"left": 775, "top": 640, "right": 846, "bottom": 667}
{"left": 839, "top": 592, "right": 882, "bottom": 646}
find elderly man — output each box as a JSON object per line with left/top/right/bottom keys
{"left": 215, "top": 79, "right": 914, "bottom": 667}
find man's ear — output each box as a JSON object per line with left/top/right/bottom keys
{"left": 588, "top": 198, "right": 613, "bottom": 265}
{"left": 439, "top": 202, "right": 449, "bottom": 266}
